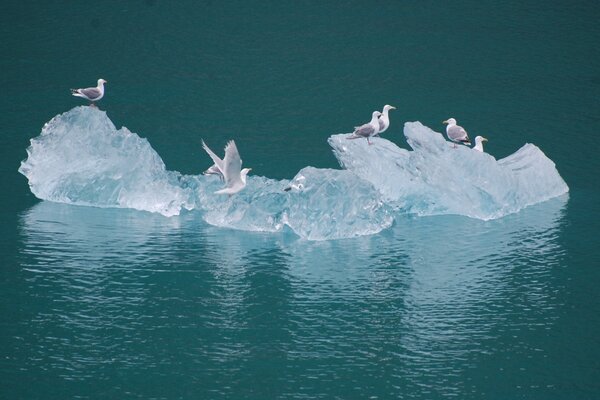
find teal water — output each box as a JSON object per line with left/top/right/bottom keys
{"left": 1, "top": 1, "right": 600, "bottom": 399}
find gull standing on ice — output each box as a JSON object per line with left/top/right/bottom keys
{"left": 443, "top": 117, "right": 471, "bottom": 147}
{"left": 473, "top": 136, "right": 488, "bottom": 152}
{"left": 375, "top": 104, "right": 396, "bottom": 136}
{"left": 70, "top": 79, "right": 107, "bottom": 106}
{"left": 202, "top": 139, "right": 252, "bottom": 196}
{"left": 347, "top": 111, "right": 381, "bottom": 145}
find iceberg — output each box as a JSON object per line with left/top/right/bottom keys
{"left": 329, "top": 122, "right": 569, "bottom": 220}
{"left": 18, "top": 107, "right": 192, "bottom": 217}
{"left": 18, "top": 107, "right": 392, "bottom": 240}
{"left": 192, "top": 167, "right": 392, "bottom": 241}
{"left": 19, "top": 107, "right": 569, "bottom": 240}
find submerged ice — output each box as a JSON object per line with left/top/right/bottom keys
{"left": 19, "top": 107, "right": 568, "bottom": 240}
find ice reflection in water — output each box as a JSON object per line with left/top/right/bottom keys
{"left": 15, "top": 196, "right": 568, "bottom": 398}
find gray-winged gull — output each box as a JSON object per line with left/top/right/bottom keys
{"left": 347, "top": 111, "right": 381, "bottom": 145}
{"left": 202, "top": 139, "right": 251, "bottom": 196}
{"left": 443, "top": 117, "right": 472, "bottom": 147}
{"left": 473, "top": 135, "right": 488, "bottom": 152}
{"left": 71, "top": 79, "right": 107, "bottom": 106}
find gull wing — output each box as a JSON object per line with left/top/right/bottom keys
{"left": 77, "top": 87, "right": 102, "bottom": 100}
{"left": 203, "top": 164, "right": 223, "bottom": 179}
{"left": 222, "top": 140, "right": 243, "bottom": 187}
{"left": 353, "top": 123, "right": 375, "bottom": 138}
{"left": 202, "top": 140, "right": 225, "bottom": 174}
{"left": 447, "top": 125, "right": 470, "bottom": 142}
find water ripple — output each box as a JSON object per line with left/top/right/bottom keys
{"left": 7, "top": 196, "right": 569, "bottom": 398}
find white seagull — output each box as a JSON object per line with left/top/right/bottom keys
{"left": 71, "top": 78, "right": 107, "bottom": 106}
{"left": 442, "top": 117, "right": 471, "bottom": 147}
{"left": 375, "top": 104, "right": 396, "bottom": 136}
{"left": 202, "top": 139, "right": 252, "bottom": 196}
{"left": 347, "top": 111, "right": 381, "bottom": 145}
{"left": 473, "top": 136, "right": 488, "bottom": 152}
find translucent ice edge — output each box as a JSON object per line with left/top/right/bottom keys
{"left": 19, "top": 107, "right": 569, "bottom": 240}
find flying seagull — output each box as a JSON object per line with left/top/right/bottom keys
{"left": 442, "top": 118, "right": 471, "bottom": 147}
{"left": 202, "top": 139, "right": 251, "bottom": 196}
{"left": 347, "top": 111, "right": 381, "bottom": 145}
{"left": 71, "top": 78, "right": 107, "bottom": 106}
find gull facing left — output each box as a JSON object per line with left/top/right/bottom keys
{"left": 347, "top": 111, "right": 381, "bottom": 145}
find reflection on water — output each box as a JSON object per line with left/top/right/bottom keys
{"left": 12, "top": 198, "right": 568, "bottom": 398}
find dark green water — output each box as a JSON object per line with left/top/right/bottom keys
{"left": 1, "top": 1, "right": 599, "bottom": 399}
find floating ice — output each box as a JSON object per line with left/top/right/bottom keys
{"left": 19, "top": 107, "right": 569, "bottom": 240}
{"left": 329, "top": 122, "right": 569, "bottom": 220}
{"left": 18, "top": 107, "right": 192, "bottom": 216}
{"left": 192, "top": 167, "right": 392, "bottom": 241}
{"left": 19, "top": 107, "right": 391, "bottom": 240}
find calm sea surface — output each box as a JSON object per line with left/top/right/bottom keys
{"left": 1, "top": 1, "right": 599, "bottom": 399}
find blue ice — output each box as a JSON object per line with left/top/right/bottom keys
{"left": 19, "top": 107, "right": 568, "bottom": 240}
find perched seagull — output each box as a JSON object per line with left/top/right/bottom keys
{"left": 202, "top": 139, "right": 251, "bottom": 196}
{"left": 347, "top": 111, "right": 381, "bottom": 145}
{"left": 473, "top": 136, "right": 488, "bottom": 152}
{"left": 442, "top": 117, "right": 471, "bottom": 147}
{"left": 375, "top": 104, "right": 396, "bottom": 136}
{"left": 71, "top": 78, "right": 107, "bottom": 106}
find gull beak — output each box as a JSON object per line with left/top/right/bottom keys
{"left": 482, "top": 137, "right": 488, "bottom": 142}
{"left": 442, "top": 120, "right": 448, "bottom": 124}
{"left": 390, "top": 106, "right": 396, "bottom": 110}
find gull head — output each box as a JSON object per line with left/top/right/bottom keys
{"left": 98, "top": 78, "right": 107, "bottom": 86}
{"left": 372, "top": 111, "right": 382, "bottom": 118}
{"left": 443, "top": 118, "right": 457, "bottom": 125}
{"left": 383, "top": 105, "right": 396, "bottom": 111}
{"left": 241, "top": 167, "right": 252, "bottom": 184}
{"left": 475, "top": 136, "right": 488, "bottom": 143}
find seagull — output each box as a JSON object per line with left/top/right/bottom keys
{"left": 70, "top": 79, "right": 107, "bottom": 106}
{"left": 473, "top": 136, "right": 488, "bottom": 152}
{"left": 375, "top": 104, "right": 396, "bottom": 136}
{"left": 202, "top": 139, "right": 251, "bottom": 196}
{"left": 202, "top": 139, "right": 225, "bottom": 181}
{"left": 347, "top": 111, "right": 381, "bottom": 145}
{"left": 203, "top": 163, "right": 224, "bottom": 181}
{"left": 442, "top": 117, "right": 471, "bottom": 147}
